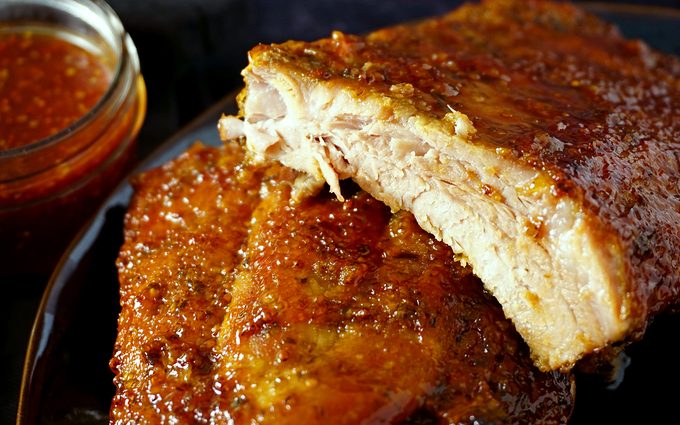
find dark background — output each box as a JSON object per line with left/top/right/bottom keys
{"left": 3, "top": 0, "right": 680, "bottom": 422}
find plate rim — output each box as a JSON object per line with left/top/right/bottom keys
{"left": 581, "top": 2, "right": 680, "bottom": 18}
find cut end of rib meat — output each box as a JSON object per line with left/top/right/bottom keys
{"left": 221, "top": 68, "right": 631, "bottom": 371}
{"left": 220, "top": 0, "right": 680, "bottom": 370}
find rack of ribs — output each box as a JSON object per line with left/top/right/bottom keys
{"left": 220, "top": 0, "right": 680, "bottom": 369}
{"left": 111, "top": 142, "right": 573, "bottom": 424}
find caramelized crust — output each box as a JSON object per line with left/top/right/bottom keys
{"left": 111, "top": 144, "right": 265, "bottom": 421}
{"left": 112, "top": 143, "right": 573, "bottom": 424}
{"left": 226, "top": 0, "right": 680, "bottom": 368}
{"left": 248, "top": 0, "right": 679, "bottom": 180}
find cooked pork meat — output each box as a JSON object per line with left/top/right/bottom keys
{"left": 220, "top": 0, "right": 680, "bottom": 370}
{"left": 111, "top": 142, "right": 574, "bottom": 424}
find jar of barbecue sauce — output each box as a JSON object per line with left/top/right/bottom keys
{"left": 0, "top": 0, "right": 146, "bottom": 277}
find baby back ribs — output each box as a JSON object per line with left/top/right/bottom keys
{"left": 220, "top": 0, "right": 680, "bottom": 369}
{"left": 111, "top": 142, "right": 573, "bottom": 424}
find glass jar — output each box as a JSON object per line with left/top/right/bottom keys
{"left": 0, "top": 0, "right": 146, "bottom": 277}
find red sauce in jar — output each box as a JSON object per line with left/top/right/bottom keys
{"left": 0, "top": 31, "right": 112, "bottom": 149}
{"left": 0, "top": 24, "right": 145, "bottom": 277}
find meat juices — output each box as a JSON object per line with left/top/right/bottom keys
{"left": 111, "top": 143, "right": 573, "bottom": 424}
{"left": 222, "top": 0, "right": 680, "bottom": 369}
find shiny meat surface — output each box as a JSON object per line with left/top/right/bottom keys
{"left": 223, "top": 0, "right": 680, "bottom": 369}
{"left": 111, "top": 144, "right": 266, "bottom": 420}
{"left": 111, "top": 143, "right": 574, "bottom": 424}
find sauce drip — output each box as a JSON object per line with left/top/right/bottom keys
{"left": 0, "top": 30, "right": 112, "bottom": 150}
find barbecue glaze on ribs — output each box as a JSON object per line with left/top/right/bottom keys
{"left": 221, "top": 0, "right": 680, "bottom": 369}
{"left": 111, "top": 143, "right": 574, "bottom": 424}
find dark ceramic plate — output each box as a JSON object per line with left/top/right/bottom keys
{"left": 17, "top": 4, "right": 680, "bottom": 425}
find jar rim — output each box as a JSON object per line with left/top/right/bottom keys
{"left": 0, "top": 0, "right": 131, "bottom": 159}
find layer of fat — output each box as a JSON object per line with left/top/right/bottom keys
{"left": 218, "top": 66, "right": 631, "bottom": 370}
